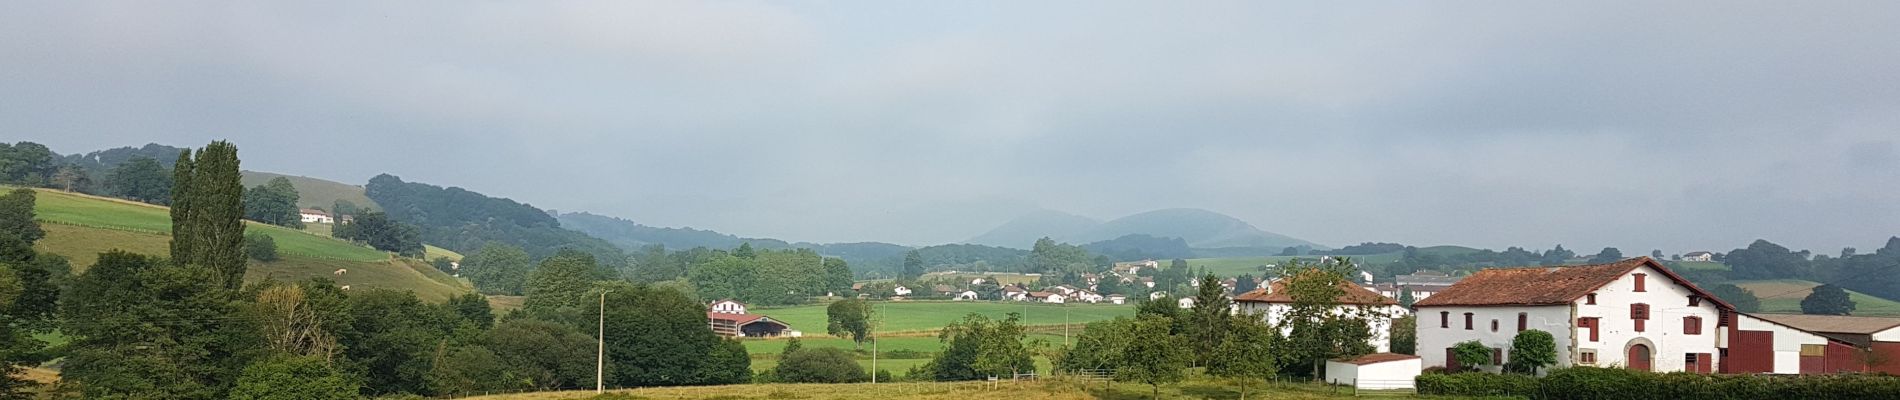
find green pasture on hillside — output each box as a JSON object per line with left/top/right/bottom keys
{"left": 754, "top": 301, "right": 1134, "bottom": 334}
{"left": 1734, "top": 279, "right": 1900, "bottom": 316}
{"left": 32, "top": 189, "right": 385, "bottom": 262}
{"left": 1672, "top": 261, "right": 1728, "bottom": 271}
{"left": 25, "top": 188, "right": 472, "bottom": 301}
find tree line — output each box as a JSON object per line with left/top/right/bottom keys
{"left": 0, "top": 142, "right": 754, "bottom": 398}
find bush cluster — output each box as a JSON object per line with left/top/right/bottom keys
{"left": 1416, "top": 372, "right": 1539, "bottom": 397}
{"left": 1421, "top": 367, "right": 1900, "bottom": 400}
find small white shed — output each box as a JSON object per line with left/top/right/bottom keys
{"left": 1325, "top": 353, "right": 1421, "bottom": 390}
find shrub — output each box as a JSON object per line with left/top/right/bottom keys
{"left": 1417, "top": 372, "right": 1539, "bottom": 397}
{"left": 776, "top": 347, "right": 869, "bottom": 383}
{"left": 244, "top": 232, "right": 278, "bottom": 262}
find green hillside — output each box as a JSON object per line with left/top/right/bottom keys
{"left": 240, "top": 171, "right": 378, "bottom": 211}
{"left": 26, "top": 189, "right": 469, "bottom": 301}
{"left": 1734, "top": 279, "right": 1900, "bottom": 316}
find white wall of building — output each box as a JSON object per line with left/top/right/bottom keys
{"left": 1416, "top": 305, "right": 1572, "bottom": 371}
{"left": 1239, "top": 302, "right": 1403, "bottom": 353}
{"left": 1582, "top": 264, "right": 1723, "bottom": 372}
{"left": 1874, "top": 327, "right": 1900, "bottom": 342}
{"left": 1326, "top": 359, "right": 1423, "bottom": 389}
{"left": 1734, "top": 314, "right": 1829, "bottom": 374}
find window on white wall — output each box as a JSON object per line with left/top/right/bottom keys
{"left": 1580, "top": 349, "right": 1597, "bottom": 364}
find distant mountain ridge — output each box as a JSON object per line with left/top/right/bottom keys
{"left": 967, "top": 207, "right": 1324, "bottom": 251}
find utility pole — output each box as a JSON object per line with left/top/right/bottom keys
{"left": 870, "top": 302, "right": 880, "bottom": 384}
{"left": 597, "top": 290, "right": 611, "bottom": 394}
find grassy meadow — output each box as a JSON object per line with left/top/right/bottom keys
{"left": 754, "top": 301, "right": 1135, "bottom": 334}
{"left": 1733, "top": 279, "right": 1900, "bottom": 316}
{"left": 25, "top": 188, "right": 472, "bottom": 301}
{"left": 460, "top": 379, "right": 1453, "bottom": 400}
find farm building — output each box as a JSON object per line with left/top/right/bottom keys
{"left": 299, "top": 208, "right": 334, "bottom": 224}
{"left": 707, "top": 312, "right": 792, "bottom": 338}
{"left": 709, "top": 299, "right": 746, "bottom": 314}
{"left": 954, "top": 290, "right": 979, "bottom": 301}
{"left": 1415, "top": 257, "right": 1849, "bottom": 374}
{"left": 1748, "top": 313, "right": 1900, "bottom": 374}
{"left": 1682, "top": 251, "right": 1715, "bottom": 262}
{"left": 1325, "top": 353, "right": 1421, "bottom": 390}
{"left": 1107, "top": 294, "right": 1127, "bottom": 304}
{"left": 1235, "top": 274, "right": 1406, "bottom": 353}
{"left": 1027, "top": 291, "right": 1065, "bottom": 304}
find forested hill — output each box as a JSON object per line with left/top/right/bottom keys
{"left": 364, "top": 174, "right": 623, "bottom": 265}
{"left": 968, "top": 207, "right": 1325, "bottom": 253}
{"left": 557, "top": 211, "right": 797, "bottom": 250}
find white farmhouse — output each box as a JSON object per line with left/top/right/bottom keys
{"left": 1415, "top": 257, "right": 1847, "bottom": 374}
{"left": 1682, "top": 251, "right": 1714, "bottom": 262}
{"left": 299, "top": 208, "right": 334, "bottom": 224}
{"left": 1234, "top": 275, "right": 1407, "bottom": 353}
{"left": 892, "top": 285, "right": 912, "bottom": 297}
{"left": 954, "top": 290, "right": 979, "bottom": 301}
{"left": 709, "top": 299, "right": 747, "bottom": 314}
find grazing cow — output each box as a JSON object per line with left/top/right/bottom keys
{"left": 334, "top": 268, "right": 347, "bottom": 276}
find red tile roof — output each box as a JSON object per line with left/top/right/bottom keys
{"left": 1332, "top": 352, "right": 1422, "bottom": 365}
{"left": 1232, "top": 275, "right": 1396, "bottom": 305}
{"left": 1412, "top": 257, "right": 1731, "bottom": 309}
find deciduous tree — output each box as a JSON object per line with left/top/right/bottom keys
{"left": 1802, "top": 284, "right": 1856, "bottom": 315}
{"left": 1506, "top": 329, "right": 1557, "bottom": 375}
{"left": 1117, "top": 315, "right": 1187, "bottom": 400}
{"left": 1207, "top": 313, "right": 1278, "bottom": 400}
{"left": 826, "top": 298, "right": 873, "bottom": 348}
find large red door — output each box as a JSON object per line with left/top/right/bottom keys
{"left": 1628, "top": 344, "right": 1652, "bottom": 371}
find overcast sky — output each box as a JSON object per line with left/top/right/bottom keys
{"left": 6, "top": 1, "right": 1897, "bottom": 252}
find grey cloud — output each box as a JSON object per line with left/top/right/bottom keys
{"left": 5, "top": 1, "right": 1897, "bottom": 251}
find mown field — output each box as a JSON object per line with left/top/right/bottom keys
{"left": 459, "top": 379, "right": 1453, "bottom": 400}
{"left": 1733, "top": 279, "right": 1900, "bottom": 316}
{"left": 741, "top": 333, "right": 1071, "bottom": 377}
{"left": 754, "top": 301, "right": 1135, "bottom": 334}
{"left": 25, "top": 188, "right": 472, "bottom": 301}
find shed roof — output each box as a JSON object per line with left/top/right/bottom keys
{"left": 1331, "top": 353, "right": 1421, "bottom": 365}
{"left": 1750, "top": 314, "right": 1900, "bottom": 335}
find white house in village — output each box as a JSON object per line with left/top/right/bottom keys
{"left": 892, "top": 285, "right": 912, "bottom": 297}
{"left": 954, "top": 290, "right": 979, "bottom": 301}
{"left": 1107, "top": 294, "right": 1127, "bottom": 305}
{"left": 1176, "top": 297, "right": 1196, "bottom": 309}
{"left": 1682, "top": 251, "right": 1715, "bottom": 262}
{"left": 299, "top": 209, "right": 334, "bottom": 224}
{"left": 709, "top": 299, "right": 747, "bottom": 314}
{"left": 1027, "top": 291, "right": 1066, "bottom": 304}
{"left": 1414, "top": 257, "right": 1846, "bottom": 374}
{"left": 1002, "top": 286, "right": 1028, "bottom": 301}
{"left": 1149, "top": 291, "right": 1169, "bottom": 301}
{"left": 1235, "top": 276, "right": 1407, "bottom": 353}
{"left": 1072, "top": 290, "right": 1104, "bottom": 303}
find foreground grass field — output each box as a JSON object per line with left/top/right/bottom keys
{"left": 25, "top": 188, "right": 472, "bottom": 301}
{"left": 459, "top": 378, "right": 1449, "bottom": 400}
{"left": 1734, "top": 279, "right": 1900, "bottom": 316}
{"left": 754, "top": 301, "right": 1134, "bottom": 334}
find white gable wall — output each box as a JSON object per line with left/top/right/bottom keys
{"left": 1581, "top": 264, "right": 1722, "bottom": 372}
{"left": 1238, "top": 302, "right": 1402, "bottom": 353}
{"left": 1416, "top": 305, "right": 1572, "bottom": 371}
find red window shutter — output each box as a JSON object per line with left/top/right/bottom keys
{"left": 1446, "top": 348, "right": 1460, "bottom": 371}
{"left": 1581, "top": 318, "right": 1599, "bottom": 341}
{"left": 1631, "top": 304, "right": 1649, "bottom": 319}
{"left": 1634, "top": 273, "right": 1647, "bottom": 292}
{"left": 1636, "top": 319, "right": 1646, "bottom": 332}
{"left": 1518, "top": 313, "right": 1528, "bottom": 332}
{"left": 1492, "top": 348, "right": 1503, "bottom": 365}
{"left": 1684, "top": 316, "right": 1701, "bottom": 335}
{"left": 1465, "top": 313, "right": 1474, "bottom": 330}
{"left": 1441, "top": 311, "right": 1450, "bottom": 328}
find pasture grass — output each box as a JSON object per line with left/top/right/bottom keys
{"left": 753, "top": 301, "right": 1134, "bottom": 334}
{"left": 1735, "top": 279, "right": 1900, "bottom": 316}
{"left": 460, "top": 378, "right": 1448, "bottom": 400}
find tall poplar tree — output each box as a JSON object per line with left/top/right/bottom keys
{"left": 169, "top": 150, "right": 196, "bottom": 261}
{"left": 169, "top": 142, "right": 248, "bottom": 289}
